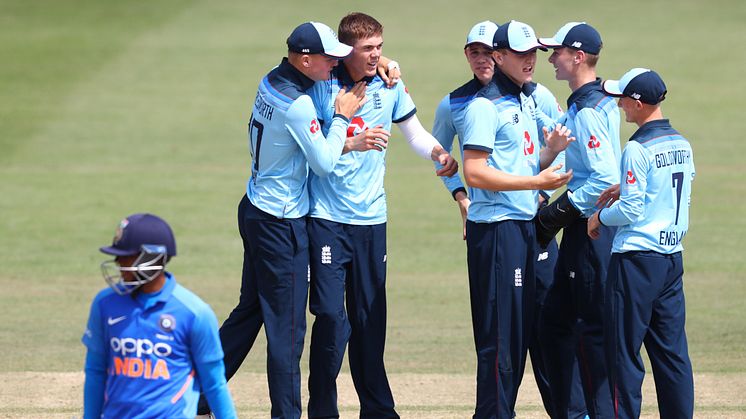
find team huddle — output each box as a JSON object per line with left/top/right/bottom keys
{"left": 81, "top": 12, "right": 695, "bottom": 419}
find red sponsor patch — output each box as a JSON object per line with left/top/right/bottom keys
{"left": 347, "top": 116, "right": 367, "bottom": 137}
{"left": 310, "top": 119, "right": 320, "bottom": 134}
{"left": 523, "top": 131, "right": 534, "bottom": 155}
{"left": 404, "top": 86, "right": 409, "bottom": 94}
{"left": 626, "top": 170, "right": 636, "bottom": 184}
{"left": 588, "top": 135, "right": 601, "bottom": 149}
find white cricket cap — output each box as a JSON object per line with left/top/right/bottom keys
{"left": 465, "top": 20, "right": 499, "bottom": 49}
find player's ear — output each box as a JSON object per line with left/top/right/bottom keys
{"left": 574, "top": 50, "right": 584, "bottom": 65}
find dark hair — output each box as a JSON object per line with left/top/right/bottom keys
{"left": 338, "top": 12, "right": 383, "bottom": 45}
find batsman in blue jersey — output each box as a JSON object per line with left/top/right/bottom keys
{"left": 536, "top": 22, "right": 621, "bottom": 419}
{"left": 461, "top": 21, "right": 576, "bottom": 419}
{"left": 195, "top": 22, "right": 368, "bottom": 419}
{"left": 82, "top": 213, "right": 236, "bottom": 419}
{"left": 431, "top": 20, "right": 587, "bottom": 419}
{"left": 590, "top": 68, "right": 695, "bottom": 419}
{"left": 305, "top": 13, "right": 458, "bottom": 419}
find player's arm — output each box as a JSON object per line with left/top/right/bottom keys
{"left": 377, "top": 55, "right": 400, "bottom": 88}
{"left": 397, "top": 114, "right": 458, "bottom": 176}
{"left": 191, "top": 307, "right": 237, "bottom": 419}
{"left": 81, "top": 296, "right": 107, "bottom": 419}
{"left": 287, "top": 84, "right": 366, "bottom": 176}
{"left": 539, "top": 123, "right": 575, "bottom": 170}
{"left": 432, "top": 95, "right": 466, "bottom": 195}
{"left": 462, "top": 98, "right": 571, "bottom": 192}
{"left": 568, "top": 108, "right": 620, "bottom": 215}
{"left": 597, "top": 143, "right": 648, "bottom": 224}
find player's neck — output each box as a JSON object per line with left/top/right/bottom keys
{"left": 635, "top": 107, "right": 664, "bottom": 127}
{"left": 343, "top": 63, "right": 368, "bottom": 83}
{"left": 569, "top": 68, "right": 596, "bottom": 92}
{"left": 140, "top": 273, "right": 167, "bottom": 294}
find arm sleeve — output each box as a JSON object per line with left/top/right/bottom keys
{"left": 286, "top": 95, "right": 348, "bottom": 176}
{"left": 599, "top": 142, "right": 648, "bottom": 226}
{"left": 432, "top": 95, "right": 465, "bottom": 196}
{"left": 190, "top": 305, "right": 237, "bottom": 418}
{"left": 462, "top": 98, "right": 497, "bottom": 153}
{"left": 195, "top": 360, "right": 237, "bottom": 419}
{"left": 83, "top": 350, "right": 107, "bottom": 419}
{"left": 396, "top": 114, "right": 440, "bottom": 160}
{"left": 568, "top": 108, "right": 621, "bottom": 215}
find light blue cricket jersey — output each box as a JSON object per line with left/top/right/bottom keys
{"left": 599, "top": 119, "right": 695, "bottom": 254}
{"left": 432, "top": 77, "right": 484, "bottom": 198}
{"left": 462, "top": 71, "right": 542, "bottom": 222}
{"left": 560, "top": 79, "right": 621, "bottom": 216}
{"left": 246, "top": 58, "right": 351, "bottom": 219}
{"left": 82, "top": 274, "right": 224, "bottom": 418}
{"left": 307, "top": 64, "right": 416, "bottom": 225}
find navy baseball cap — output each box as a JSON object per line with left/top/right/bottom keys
{"left": 539, "top": 22, "right": 603, "bottom": 55}
{"left": 287, "top": 22, "right": 352, "bottom": 59}
{"left": 465, "top": 20, "right": 498, "bottom": 49}
{"left": 493, "top": 20, "right": 547, "bottom": 53}
{"left": 100, "top": 213, "right": 177, "bottom": 257}
{"left": 602, "top": 68, "right": 667, "bottom": 105}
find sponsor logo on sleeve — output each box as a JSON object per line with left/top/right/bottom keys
{"left": 310, "top": 119, "right": 320, "bottom": 134}
{"left": 626, "top": 170, "right": 637, "bottom": 184}
{"left": 588, "top": 135, "right": 601, "bottom": 149}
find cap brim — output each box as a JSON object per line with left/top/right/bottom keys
{"left": 100, "top": 246, "right": 135, "bottom": 256}
{"left": 322, "top": 43, "right": 353, "bottom": 59}
{"left": 465, "top": 41, "right": 493, "bottom": 49}
{"left": 511, "top": 42, "right": 548, "bottom": 53}
{"left": 538, "top": 37, "right": 563, "bottom": 48}
{"left": 602, "top": 80, "right": 624, "bottom": 97}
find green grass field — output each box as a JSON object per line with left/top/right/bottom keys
{"left": 1, "top": 0, "right": 745, "bottom": 416}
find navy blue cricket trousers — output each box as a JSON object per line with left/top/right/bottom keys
{"left": 466, "top": 219, "right": 536, "bottom": 419}
{"left": 540, "top": 218, "right": 615, "bottom": 419}
{"left": 198, "top": 195, "right": 309, "bottom": 419}
{"left": 307, "top": 218, "right": 398, "bottom": 419}
{"left": 605, "top": 251, "right": 693, "bottom": 419}
{"left": 530, "top": 237, "right": 588, "bottom": 419}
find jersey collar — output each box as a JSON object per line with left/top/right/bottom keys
{"left": 491, "top": 69, "right": 532, "bottom": 97}
{"left": 335, "top": 63, "right": 376, "bottom": 88}
{"left": 277, "top": 57, "right": 315, "bottom": 91}
{"left": 629, "top": 119, "right": 673, "bottom": 143}
{"left": 137, "top": 272, "right": 177, "bottom": 311}
{"left": 566, "top": 78, "right": 603, "bottom": 108}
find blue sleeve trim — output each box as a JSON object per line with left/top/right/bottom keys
{"left": 393, "top": 108, "right": 417, "bottom": 124}
{"left": 332, "top": 113, "right": 349, "bottom": 124}
{"left": 463, "top": 144, "right": 492, "bottom": 153}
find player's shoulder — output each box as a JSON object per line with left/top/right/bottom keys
{"left": 91, "top": 287, "right": 120, "bottom": 306}
{"left": 170, "top": 282, "right": 214, "bottom": 318}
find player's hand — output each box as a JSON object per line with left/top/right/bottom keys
{"left": 335, "top": 82, "right": 368, "bottom": 119}
{"left": 377, "top": 56, "right": 401, "bottom": 88}
{"left": 587, "top": 210, "right": 602, "bottom": 240}
{"left": 535, "top": 164, "right": 573, "bottom": 190}
{"left": 543, "top": 124, "right": 576, "bottom": 153}
{"left": 344, "top": 125, "right": 390, "bottom": 153}
{"left": 455, "top": 191, "right": 470, "bottom": 241}
{"left": 432, "top": 146, "right": 458, "bottom": 177}
{"left": 596, "top": 183, "right": 621, "bottom": 208}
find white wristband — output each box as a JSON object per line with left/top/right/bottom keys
{"left": 387, "top": 60, "right": 400, "bottom": 70}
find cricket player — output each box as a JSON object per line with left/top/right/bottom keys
{"left": 82, "top": 213, "right": 237, "bottom": 419}
{"left": 536, "top": 22, "right": 620, "bottom": 418}
{"left": 305, "top": 12, "right": 458, "bottom": 419}
{"left": 460, "top": 20, "right": 575, "bottom": 418}
{"left": 194, "top": 21, "right": 369, "bottom": 419}
{"left": 431, "top": 20, "right": 588, "bottom": 418}
{"left": 589, "top": 68, "right": 695, "bottom": 418}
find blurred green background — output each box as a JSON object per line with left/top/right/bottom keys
{"left": 1, "top": 0, "right": 744, "bottom": 415}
